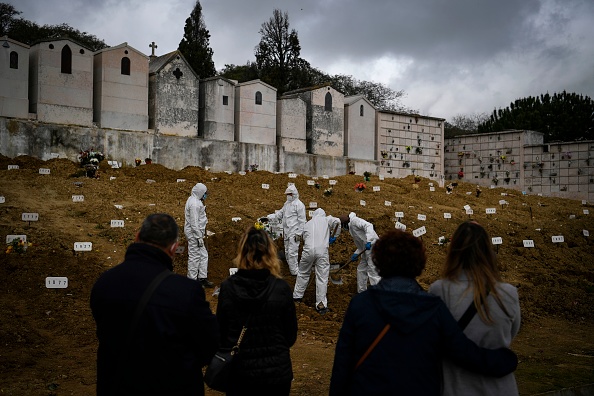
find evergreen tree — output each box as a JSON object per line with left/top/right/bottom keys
{"left": 0, "top": 2, "right": 20, "bottom": 36}
{"left": 478, "top": 91, "right": 594, "bottom": 142}
{"left": 178, "top": 0, "right": 216, "bottom": 79}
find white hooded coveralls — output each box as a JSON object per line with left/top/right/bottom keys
{"left": 293, "top": 208, "right": 331, "bottom": 309}
{"left": 184, "top": 183, "right": 208, "bottom": 280}
{"left": 348, "top": 212, "right": 381, "bottom": 292}
{"left": 275, "top": 185, "right": 306, "bottom": 275}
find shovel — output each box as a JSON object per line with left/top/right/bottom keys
{"left": 329, "top": 251, "right": 363, "bottom": 285}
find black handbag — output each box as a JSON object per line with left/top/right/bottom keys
{"left": 204, "top": 321, "right": 248, "bottom": 391}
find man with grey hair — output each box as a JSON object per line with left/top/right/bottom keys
{"left": 91, "top": 213, "right": 219, "bottom": 395}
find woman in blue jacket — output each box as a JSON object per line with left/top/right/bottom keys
{"left": 329, "top": 229, "right": 518, "bottom": 396}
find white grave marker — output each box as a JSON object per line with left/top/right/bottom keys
{"left": 463, "top": 205, "right": 471, "bottom": 211}
{"left": 224, "top": 171, "right": 232, "bottom": 174}
{"left": 6, "top": 235, "right": 26, "bottom": 244}
{"left": 175, "top": 246, "right": 185, "bottom": 254}
{"left": 329, "top": 180, "right": 337, "bottom": 186}
{"left": 262, "top": 183, "right": 270, "bottom": 190}
{"left": 584, "top": 230, "right": 590, "bottom": 237}
{"left": 466, "top": 208, "right": 474, "bottom": 215}
{"left": 466, "top": 192, "right": 472, "bottom": 195}
{"left": 413, "top": 226, "right": 427, "bottom": 237}
{"left": 501, "top": 192, "right": 508, "bottom": 196}
{"left": 74, "top": 242, "right": 93, "bottom": 251}
{"left": 238, "top": 171, "right": 246, "bottom": 176}
{"left": 499, "top": 200, "right": 507, "bottom": 206}
{"left": 309, "top": 210, "right": 315, "bottom": 217}
{"left": 584, "top": 209, "right": 590, "bottom": 215}
{"left": 72, "top": 195, "right": 84, "bottom": 202}
{"left": 309, "top": 202, "right": 318, "bottom": 208}
{"left": 384, "top": 201, "right": 392, "bottom": 207}
{"left": 373, "top": 186, "right": 380, "bottom": 192}
{"left": 360, "top": 200, "right": 366, "bottom": 206}
{"left": 552, "top": 235, "right": 564, "bottom": 243}
{"left": 146, "top": 179, "right": 156, "bottom": 183}
{"left": 114, "top": 204, "right": 123, "bottom": 209}
{"left": 0, "top": 196, "right": 5, "bottom": 204}
{"left": 39, "top": 168, "right": 51, "bottom": 175}
{"left": 379, "top": 175, "right": 385, "bottom": 181}
{"left": 231, "top": 217, "right": 241, "bottom": 222}
{"left": 522, "top": 240, "right": 535, "bottom": 248}
{"left": 492, "top": 237, "right": 503, "bottom": 245}
{"left": 490, "top": 185, "right": 496, "bottom": 189}
{"left": 110, "top": 220, "right": 125, "bottom": 228}
{"left": 395, "top": 211, "right": 404, "bottom": 219}
{"left": 429, "top": 187, "right": 436, "bottom": 192}
{"left": 569, "top": 215, "right": 576, "bottom": 219}
{"left": 444, "top": 213, "right": 452, "bottom": 219}
{"left": 110, "top": 176, "right": 116, "bottom": 181}
{"left": 229, "top": 268, "right": 239, "bottom": 275}
{"left": 429, "top": 183, "right": 434, "bottom": 187}
{"left": 486, "top": 208, "right": 497, "bottom": 215}
{"left": 50, "top": 153, "right": 60, "bottom": 158}
{"left": 8, "top": 165, "right": 19, "bottom": 170}
{"left": 395, "top": 221, "right": 407, "bottom": 231}
{"left": 176, "top": 179, "right": 186, "bottom": 183}
{"left": 46, "top": 277, "right": 68, "bottom": 289}
{"left": 22, "top": 213, "right": 39, "bottom": 222}
{"left": 307, "top": 180, "right": 315, "bottom": 186}
{"left": 582, "top": 200, "right": 587, "bottom": 205}
{"left": 288, "top": 173, "right": 297, "bottom": 178}
{"left": 322, "top": 175, "right": 329, "bottom": 179}
{"left": 417, "top": 214, "right": 426, "bottom": 221}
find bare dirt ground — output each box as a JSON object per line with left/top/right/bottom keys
{"left": 0, "top": 155, "right": 593, "bottom": 395}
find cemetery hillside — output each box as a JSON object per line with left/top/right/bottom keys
{"left": 1, "top": 154, "right": 594, "bottom": 395}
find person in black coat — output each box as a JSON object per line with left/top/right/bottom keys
{"left": 90, "top": 213, "right": 219, "bottom": 396}
{"left": 329, "top": 229, "right": 518, "bottom": 396}
{"left": 216, "top": 224, "right": 298, "bottom": 396}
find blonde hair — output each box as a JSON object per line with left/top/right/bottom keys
{"left": 443, "top": 221, "right": 510, "bottom": 324}
{"left": 233, "top": 226, "right": 282, "bottom": 278}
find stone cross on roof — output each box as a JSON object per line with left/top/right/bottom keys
{"left": 149, "top": 42, "right": 158, "bottom": 57}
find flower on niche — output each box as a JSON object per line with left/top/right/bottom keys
{"left": 254, "top": 221, "right": 265, "bottom": 230}
{"left": 354, "top": 182, "right": 366, "bottom": 192}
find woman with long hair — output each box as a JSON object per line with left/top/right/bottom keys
{"left": 215, "top": 225, "right": 298, "bottom": 395}
{"left": 429, "top": 221, "right": 521, "bottom": 396}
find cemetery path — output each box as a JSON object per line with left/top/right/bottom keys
{"left": 0, "top": 155, "right": 593, "bottom": 395}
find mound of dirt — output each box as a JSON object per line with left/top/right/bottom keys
{"left": 1, "top": 155, "right": 593, "bottom": 395}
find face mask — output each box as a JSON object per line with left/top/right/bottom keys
{"left": 286, "top": 194, "right": 294, "bottom": 202}
{"left": 202, "top": 193, "right": 208, "bottom": 200}
{"left": 342, "top": 223, "right": 349, "bottom": 231}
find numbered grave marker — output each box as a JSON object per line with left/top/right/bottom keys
{"left": 110, "top": 176, "right": 116, "bottom": 181}
{"left": 463, "top": 205, "right": 471, "bottom": 211}
{"left": 379, "top": 175, "right": 385, "bottom": 181}
{"left": 309, "top": 202, "right": 318, "bottom": 208}
{"left": 523, "top": 240, "right": 535, "bottom": 248}
{"left": 582, "top": 200, "right": 587, "bottom": 205}
{"left": 74, "top": 242, "right": 93, "bottom": 252}
{"left": 413, "top": 226, "right": 427, "bottom": 238}
{"left": 22, "top": 213, "right": 39, "bottom": 222}
{"left": 224, "top": 171, "right": 232, "bottom": 174}
{"left": 551, "top": 235, "right": 565, "bottom": 243}
{"left": 490, "top": 185, "right": 496, "bottom": 189}
{"left": 492, "top": 237, "right": 503, "bottom": 245}
{"left": 322, "top": 175, "right": 329, "bottom": 179}
{"left": 307, "top": 180, "right": 315, "bottom": 186}
{"left": 466, "top": 192, "right": 472, "bottom": 195}
{"left": 584, "top": 230, "right": 590, "bottom": 237}
{"left": 110, "top": 220, "right": 125, "bottom": 228}
{"left": 584, "top": 209, "right": 590, "bottom": 215}
{"left": 175, "top": 246, "right": 186, "bottom": 254}
{"left": 50, "top": 153, "right": 60, "bottom": 158}
{"left": 569, "top": 214, "right": 576, "bottom": 219}
{"left": 72, "top": 195, "right": 84, "bottom": 202}
{"left": 329, "top": 180, "right": 337, "bottom": 186}
{"left": 384, "top": 201, "right": 392, "bottom": 207}
{"left": 373, "top": 186, "right": 380, "bottom": 192}
{"left": 238, "top": 171, "right": 246, "bottom": 176}
{"left": 501, "top": 193, "right": 508, "bottom": 196}
{"left": 176, "top": 179, "right": 186, "bottom": 183}
{"left": 395, "top": 211, "right": 404, "bottom": 219}
{"left": 312, "top": 176, "right": 318, "bottom": 180}
{"left": 486, "top": 208, "right": 497, "bottom": 215}
{"left": 429, "top": 187, "right": 435, "bottom": 192}
{"left": 0, "top": 196, "right": 5, "bottom": 204}
{"left": 444, "top": 212, "right": 452, "bottom": 219}
{"left": 114, "top": 204, "right": 123, "bottom": 209}
{"left": 39, "top": 168, "right": 51, "bottom": 175}
{"left": 360, "top": 200, "right": 366, "bottom": 207}
{"left": 417, "top": 214, "right": 426, "bottom": 221}
{"left": 8, "top": 165, "right": 19, "bottom": 170}
{"left": 395, "top": 221, "right": 407, "bottom": 231}
{"left": 288, "top": 173, "right": 297, "bottom": 178}
{"left": 231, "top": 217, "right": 241, "bottom": 222}
{"left": 309, "top": 210, "right": 315, "bottom": 217}
{"left": 465, "top": 208, "right": 474, "bottom": 216}
{"left": 6, "top": 235, "right": 26, "bottom": 244}
{"left": 146, "top": 179, "right": 156, "bottom": 183}
{"left": 262, "top": 183, "right": 270, "bottom": 190}
{"left": 46, "top": 277, "right": 68, "bottom": 289}
{"left": 229, "top": 268, "right": 239, "bottom": 276}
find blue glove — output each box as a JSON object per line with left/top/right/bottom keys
{"left": 329, "top": 237, "right": 336, "bottom": 245}
{"left": 365, "top": 242, "right": 372, "bottom": 250}
{"left": 351, "top": 253, "right": 359, "bottom": 261}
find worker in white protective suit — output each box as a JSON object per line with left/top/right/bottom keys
{"left": 184, "top": 183, "right": 213, "bottom": 288}
{"left": 275, "top": 185, "right": 306, "bottom": 275}
{"left": 340, "top": 212, "right": 381, "bottom": 293}
{"left": 293, "top": 208, "right": 335, "bottom": 314}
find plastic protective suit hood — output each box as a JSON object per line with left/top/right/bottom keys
{"left": 284, "top": 185, "right": 299, "bottom": 202}
{"left": 192, "top": 183, "right": 207, "bottom": 200}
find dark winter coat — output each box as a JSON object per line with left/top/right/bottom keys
{"left": 216, "top": 268, "right": 298, "bottom": 393}
{"left": 329, "top": 277, "right": 518, "bottom": 396}
{"left": 90, "top": 243, "right": 219, "bottom": 396}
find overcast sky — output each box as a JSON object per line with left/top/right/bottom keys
{"left": 6, "top": 0, "right": 594, "bottom": 122}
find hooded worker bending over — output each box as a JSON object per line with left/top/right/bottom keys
{"left": 293, "top": 208, "right": 333, "bottom": 314}
{"left": 184, "top": 183, "right": 213, "bottom": 288}
{"left": 275, "top": 185, "right": 306, "bottom": 275}
{"left": 340, "top": 212, "right": 380, "bottom": 293}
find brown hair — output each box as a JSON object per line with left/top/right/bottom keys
{"left": 233, "top": 226, "right": 282, "bottom": 278}
{"left": 443, "top": 221, "right": 510, "bottom": 324}
{"left": 372, "top": 229, "right": 426, "bottom": 278}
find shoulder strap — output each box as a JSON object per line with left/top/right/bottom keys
{"left": 355, "top": 324, "right": 391, "bottom": 370}
{"left": 457, "top": 290, "right": 490, "bottom": 330}
{"left": 129, "top": 270, "right": 173, "bottom": 338}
